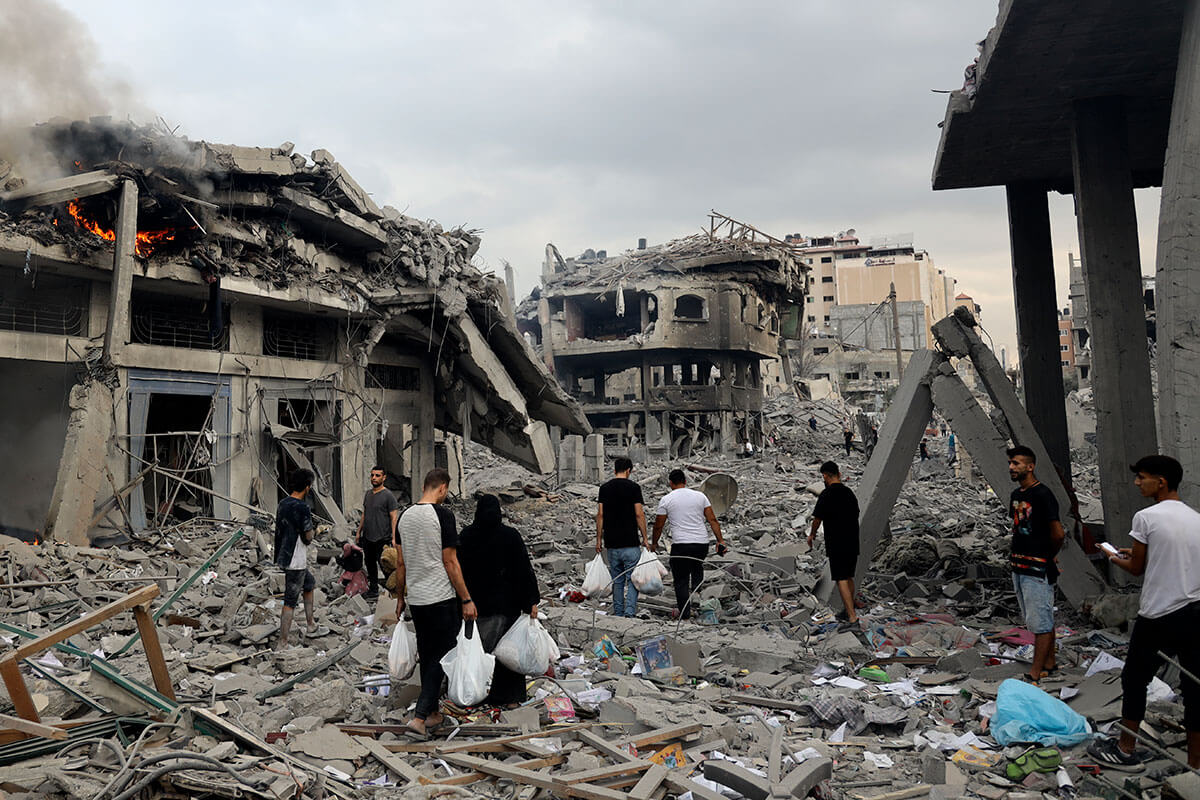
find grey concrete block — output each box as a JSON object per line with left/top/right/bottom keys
{"left": 778, "top": 757, "right": 833, "bottom": 798}
{"left": 703, "top": 759, "right": 771, "bottom": 800}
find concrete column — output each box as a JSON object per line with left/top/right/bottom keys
{"left": 821, "top": 349, "right": 937, "bottom": 602}
{"left": 1005, "top": 183, "right": 1071, "bottom": 479}
{"left": 930, "top": 362, "right": 1105, "bottom": 605}
{"left": 504, "top": 263, "right": 516, "bottom": 315}
{"left": 1156, "top": 0, "right": 1200, "bottom": 505}
{"left": 1071, "top": 97, "right": 1158, "bottom": 546}
{"left": 103, "top": 179, "right": 137, "bottom": 357}
{"left": 412, "top": 362, "right": 436, "bottom": 501}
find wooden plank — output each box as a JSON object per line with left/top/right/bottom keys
{"left": 357, "top": 736, "right": 421, "bottom": 785}
{"left": 616, "top": 723, "right": 702, "bottom": 749}
{"left": 0, "top": 660, "right": 38, "bottom": 722}
{"left": 768, "top": 725, "right": 783, "bottom": 785}
{"left": 436, "top": 724, "right": 588, "bottom": 754}
{"left": 0, "top": 712, "right": 67, "bottom": 740}
{"left": 132, "top": 605, "right": 176, "bottom": 701}
{"left": 420, "top": 755, "right": 565, "bottom": 786}
{"left": 2, "top": 585, "right": 159, "bottom": 663}
{"left": 558, "top": 759, "right": 652, "bottom": 784}
{"left": 577, "top": 729, "right": 638, "bottom": 761}
{"left": 440, "top": 753, "right": 628, "bottom": 800}
{"left": 629, "top": 764, "right": 669, "bottom": 800}
{"left": 725, "top": 693, "right": 807, "bottom": 712}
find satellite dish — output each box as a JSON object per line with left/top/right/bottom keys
{"left": 699, "top": 473, "right": 739, "bottom": 517}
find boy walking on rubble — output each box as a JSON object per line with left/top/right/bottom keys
{"left": 596, "top": 457, "right": 649, "bottom": 618}
{"left": 1088, "top": 455, "right": 1200, "bottom": 771}
{"left": 356, "top": 466, "right": 399, "bottom": 599}
{"left": 1007, "top": 445, "right": 1064, "bottom": 683}
{"left": 395, "top": 468, "right": 477, "bottom": 739}
{"left": 651, "top": 469, "right": 727, "bottom": 620}
{"left": 808, "top": 462, "right": 860, "bottom": 628}
{"left": 274, "top": 469, "right": 329, "bottom": 647}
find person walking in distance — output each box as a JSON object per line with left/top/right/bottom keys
{"left": 919, "top": 439, "right": 929, "bottom": 461}
{"left": 651, "top": 469, "right": 727, "bottom": 619}
{"left": 1088, "top": 455, "right": 1200, "bottom": 771}
{"left": 356, "top": 466, "right": 399, "bottom": 599}
{"left": 1007, "top": 445, "right": 1064, "bottom": 683}
{"left": 807, "top": 462, "right": 860, "bottom": 628}
{"left": 595, "top": 457, "right": 648, "bottom": 618}
{"left": 843, "top": 425, "right": 853, "bottom": 457}
{"left": 274, "top": 469, "right": 329, "bottom": 647}
{"left": 394, "top": 469, "right": 477, "bottom": 739}
{"left": 809, "top": 415, "right": 818, "bottom": 432}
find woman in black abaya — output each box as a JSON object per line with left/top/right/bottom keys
{"left": 457, "top": 494, "right": 541, "bottom": 707}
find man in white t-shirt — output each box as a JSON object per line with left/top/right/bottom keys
{"left": 651, "top": 469, "right": 727, "bottom": 619}
{"left": 1089, "top": 455, "right": 1200, "bottom": 771}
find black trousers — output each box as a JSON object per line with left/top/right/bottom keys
{"left": 670, "top": 543, "right": 708, "bottom": 618}
{"left": 362, "top": 539, "right": 386, "bottom": 592}
{"left": 1121, "top": 600, "right": 1200, "bottom": 729}
{"left": 410, "top": 598, "right": 459, "bottom": 719}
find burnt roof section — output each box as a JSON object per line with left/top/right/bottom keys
{"left": 931, "top": 0, "right": 1185, "bottom": 192}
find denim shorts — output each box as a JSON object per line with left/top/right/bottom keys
{"left": 1012, "top": 572, "right": 1055, "bottom": 634}
{"left": 283, "top": 568, "right": 315, "bottom": 607}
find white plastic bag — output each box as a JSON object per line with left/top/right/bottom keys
{"left": 387, "top": 621, "right": 418, "bottom": 680}
{"left": 439, "top": 621, "right": 495, "bottom": 706}
{"left": 582, "top": 554, "right": 612, "bottom": 598}
{"left": 494, "top": 614, "right": 558, "bottom": 675}
{"left": 630, "top": 548, "right": 668, "bottom": 595}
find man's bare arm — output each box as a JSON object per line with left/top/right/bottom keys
{"left": 704, "top": 506, "right": 725, "bottom": 546}
{"left": 651, "top": 514, "right": 666, "bottom": 551}
{"left": 635, "top": 503, "right": 648, "bottom": 547}
{"left": 595, "top": 504, "right": 604, "bottom": 553}
{"left": 1110, "top": 540, "right": 1148, "bottom": 576}
{"left": 442, "top": 547, "right": 477, "bottom": 620}
{"left": 389, "top": 508, "right": 399, "bottom": 548}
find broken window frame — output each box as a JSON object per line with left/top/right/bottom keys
{"left": 126, "top": 370, "right": 233, "bottom": 529}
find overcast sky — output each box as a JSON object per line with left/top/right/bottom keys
{"left": 18, "top": 1, "right": 1164, "bottom": 364}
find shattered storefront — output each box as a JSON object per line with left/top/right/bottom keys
{"left": 0, "top": 119, "right": 588, "bottom": 544}
{"left": 516, "top": 215, "right": 806, "bottom": 457}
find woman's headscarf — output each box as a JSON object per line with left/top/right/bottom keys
{"left": 470, "top": 493, "right": 503, "bottom": 534}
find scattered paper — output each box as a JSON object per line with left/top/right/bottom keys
{"left": 828, "top": 722, "right": 848, "bottom": 742}
{"left": 864, "top": 751, "right": 894, "bottom": 768}
{"left": 1084, "top": 651, "right": 1125, "bottom": 677}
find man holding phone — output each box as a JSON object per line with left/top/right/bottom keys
{"left": 1089, "top": 455, "right": 1200, "bottom": 771}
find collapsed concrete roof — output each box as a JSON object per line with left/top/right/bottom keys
{"left": 931, "top": 0, "right": 1186, "bottom": 191}
{"left": 529, "top": 228, "right": 807, "bottom": 301}
{"left": 0, "top": 119, "right": 588, "bottom": 472}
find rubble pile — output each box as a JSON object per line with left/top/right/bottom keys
{"left": 0, "top": 393, "right": 1187, "bottom": 800}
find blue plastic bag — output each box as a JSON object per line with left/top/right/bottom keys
{"left": 991, "top": 678, "right": 1093, "bottom": 746}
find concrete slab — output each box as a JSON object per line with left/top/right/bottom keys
{"left": 836, "top": 348, "right": 938, "bottom": 596}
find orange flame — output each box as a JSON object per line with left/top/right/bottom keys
{"left": 66, "top": 199, "right": 179, "bottom": 258}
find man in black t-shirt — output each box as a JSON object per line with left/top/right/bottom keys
{"left": 808, "top": 461, "right": 860, "bottom": 627}
{"left": 1007, "top": 445, "right": 1064, "bottom": 682}
{"left": 356, "top": 466, "right": 400, "bottom": 599}
{"left": 595, "top": 457, "right": 649, "bottom": 617}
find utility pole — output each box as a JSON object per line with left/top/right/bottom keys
{"left": 889, "top": 282, "right": 904, "bottom": 379}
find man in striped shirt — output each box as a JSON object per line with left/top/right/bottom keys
{"left": 395, "top": 469, "right": 476, "bottom": 738}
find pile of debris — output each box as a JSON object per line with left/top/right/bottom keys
{"left": 0, "top": 379, "right": 1185, "bottom": 800}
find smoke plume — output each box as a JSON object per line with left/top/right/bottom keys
{"left": 0, "top": 0, "right": 141, "bottom": 178}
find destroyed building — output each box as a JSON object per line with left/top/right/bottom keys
{"left": 515, "top": 214, "right": 805, "bottom": 456}
{"left": 931, "top": 0, "right": 1200, "bottom": 546}
{"left": 0, "top": 119, "right": 589, "bottom": 545}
